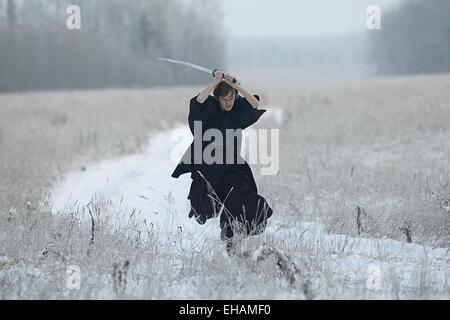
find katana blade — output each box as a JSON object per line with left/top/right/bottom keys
{"left": 156, "top": 57, "right": 214, "bottom": 75}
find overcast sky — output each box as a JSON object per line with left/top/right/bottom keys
{"left": 222, "top": 0, "right": 407, "bottom": 38}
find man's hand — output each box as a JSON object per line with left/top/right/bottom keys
{"left": 224, "top": 73, "right": 241, "bottom": 86}
{"left": 213, "top": 69, "right": 225, "bottom": 83}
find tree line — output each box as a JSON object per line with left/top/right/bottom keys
{"left": 369, "top": 0, "right": 450, "bottom": 75}
{"left": 0, "top": 0, "right": 225, "bottom": 92}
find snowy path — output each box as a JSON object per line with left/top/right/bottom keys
{"left": 51, "top": 123, "right": 220, "bottom": 249}
{"left": 50, "top": 112, "right": 449, "bottom": 298}
{"left": 51, "top": 108, "right": 285, "bottom": 250}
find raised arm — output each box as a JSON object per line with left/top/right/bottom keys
{"left": 196, "top": 69, "right": 224, "bottom": 104}
{"left": 224, "top": 74, "right": 260, "bottom": 109}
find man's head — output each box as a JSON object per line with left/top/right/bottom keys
{"left": 214, "top": 81, "right": 238, "bottom": 112}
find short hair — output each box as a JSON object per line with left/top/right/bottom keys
{"left": 213, "top": 81, "right": 238, "bottom": 99}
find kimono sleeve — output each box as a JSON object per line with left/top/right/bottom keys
{"left": 188, "top": 95, "right": 213, "bottom": 134}
{"left": 237, "top": 95, "right": 266, "bottom": 130}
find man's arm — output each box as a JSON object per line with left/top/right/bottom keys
{"left": 236, "top": 84, "right": 260, "bottom": 109}
{"left": 196, "top": 69, "right": 224, "bottom": 104}
{"left": 224, "top": 75, "right": 259, "bottom": 109}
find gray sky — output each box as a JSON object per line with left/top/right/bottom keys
{"left": 222, "top": 0, "right": 407, "bottom": 38}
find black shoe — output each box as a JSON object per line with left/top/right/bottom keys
{"left": 220, "top": 223, "right": 233, "bottom": 241}
{"left": 189, "top": 209, "right": 207, "bottom": 224}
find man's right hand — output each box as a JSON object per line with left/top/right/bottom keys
{"left": 213, "top": 69, "right": 224, "bottom": 82}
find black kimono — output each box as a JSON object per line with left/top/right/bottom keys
{"left": 171, "top": 94, "right": 273, "bottom": 240}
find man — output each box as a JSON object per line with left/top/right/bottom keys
{"left": 172, "top": 69, "right": 273, "bottom": 255}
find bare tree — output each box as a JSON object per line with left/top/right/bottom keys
{"left": 6, "top": 0, "right": 17, "bottom": 29}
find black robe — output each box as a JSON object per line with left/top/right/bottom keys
{"left": 171, "top": 94, "right": 273, "bottom": 239}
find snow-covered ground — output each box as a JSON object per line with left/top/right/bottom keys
{"left": 50, "top": 112, "right": 450, "bottom": 299}
{"left": 51, "top": 107, "right": 285, "bottom": 250}
{"left": 51, "top": 123, "right": 201, "bottom": 244}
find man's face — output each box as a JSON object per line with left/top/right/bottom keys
{"left": 218, "top": 92, "right": 236, "bottom": 112}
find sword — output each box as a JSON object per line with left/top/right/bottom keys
{"left": 156, "top": 57, "right": 236, "bottom": 83}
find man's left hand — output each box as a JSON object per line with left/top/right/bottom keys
{"left": 224, "top": 73, "right": 241, "bottom": 86}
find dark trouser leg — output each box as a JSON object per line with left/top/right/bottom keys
{"left": 220, "top": 165, "right": 273, "bottom": 243}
